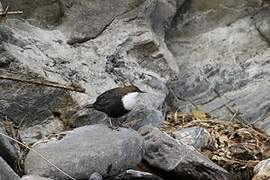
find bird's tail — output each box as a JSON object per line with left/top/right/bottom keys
{"left": 84, "top": 104, "right": 94, "bottom": 108}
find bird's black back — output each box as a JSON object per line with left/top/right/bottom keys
{"left": 92, "top": 87, "right": 130, "bottom": 118}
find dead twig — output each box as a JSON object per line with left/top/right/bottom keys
{"left": 229, "top": 110, "right": 239, "bottom": 124}
{"left": 162, "top": 111, "right": 270, "bottom": 178}
{"left": 0, "top": 132, "right": 76, "bottom": 180}
{"left": 3, "top": 117, "right": 24, "bottom": 175}
{"left": 3, "top": 118, "right": 21, "bottom": 151}
{"left": 0, "top": 11, "right": 23, "bottom": 16}
{"left": 0, "top": 4, "right": 23, "bottom": 17}
{"left": 0, "top": 75, "right": 86, "bottom": 93}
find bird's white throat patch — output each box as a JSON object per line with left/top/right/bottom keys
{"left": 122, "top": 92, "right": 139, "bottom": 110}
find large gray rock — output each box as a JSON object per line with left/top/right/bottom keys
{"left": 123, "top": 106, "right": 164, "bottom": 130}
{"left": 25, "top": 125, "right": 145, "bottom": 180}
{"left": 168, "top": 0, "right": 263, "bottom": 37}
{"left": 0, "top": 25, "right": 76, "bottom": 130}
{"left": 0, "top": 77, "right": 72, "bottom": 127}
{"left": 0, "top": 0, "right": 180, "bottom": 144}
{"left": 138, "top": 125, "right": 234, "bottom": 180}
{"left": 166, "top": 3, "right": 270, "bottom": 135}
{"left": 0, "top": 156, "right": 20, "bottom": 180}
{"left": 2, "top": 0, "right": 269, "bottom": 157}
{"left": 60, "top": 0, "right": 142, "bottom": 44}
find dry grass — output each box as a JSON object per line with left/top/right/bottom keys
{"left": 0, "top": 119, "right": 76, "bottom": 180}
{"left": 161, "top": 111, "right": 270, "bottom": 179}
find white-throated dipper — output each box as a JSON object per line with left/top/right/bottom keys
{"left": 86, "top": 85, "right": 145, "bottom": 127}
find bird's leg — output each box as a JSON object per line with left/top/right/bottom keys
{"left": 120, "top": 123, "right": 132, "bottom": 129}
{"left": 116, "top": 118, "right": 131, "bottom": 129}
{"left": 116, "top": 118, "right": 122, "bottom": 126}
{"left": 107, "top": 118, "right": 119, "bottom": 131}
{"left": 109, "top": 118, "right": 113, "bottom": 127}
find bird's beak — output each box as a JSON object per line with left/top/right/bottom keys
{"left": 140, "top": 91, "right": 146, "bottom": 93}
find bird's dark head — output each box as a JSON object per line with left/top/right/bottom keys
{"left": 124, "top": 85, "right": 145, "bottom": 93}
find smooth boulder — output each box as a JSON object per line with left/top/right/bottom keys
{"left": 25, "top": 125, "right": 145, "bottom": 180}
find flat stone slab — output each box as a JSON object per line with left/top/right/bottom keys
{"left": 139, "top": 125, "right": 235, "bottom": 180}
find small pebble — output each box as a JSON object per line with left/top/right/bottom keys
{"left": 89, "top": 172, "right": 102, "bottom": 180}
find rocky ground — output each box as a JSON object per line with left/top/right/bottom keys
{"left": 0, "top": 0, "right": 270, "bottom": 180}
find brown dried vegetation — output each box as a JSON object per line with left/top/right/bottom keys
{"left": 161, "top": 111, "right": 270, "bottom": 179}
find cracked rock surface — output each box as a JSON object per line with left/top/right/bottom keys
{"left": 2, "top": 0, "right": 268, "bottom": 140}
{"left": 0, "top": 0, "right": 270, "bottom": 179}
{"left": 166, "top": 1, "right": 270, "bottom": 135}
{"left": 0, "top": 0, "right": 177, "bottom": 144}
